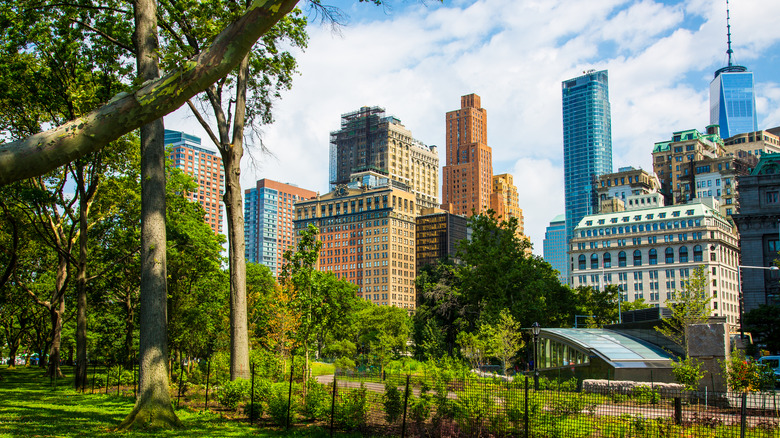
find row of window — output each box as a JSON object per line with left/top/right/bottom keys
{"left": 577, "top": 245, "right": 705, "bottom": 270}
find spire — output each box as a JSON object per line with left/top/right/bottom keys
{"left": 714, "top": 0, "right": 746, "bottom": 78}
{"left": 726, "top": 0, "right": 733, "bottom": 67}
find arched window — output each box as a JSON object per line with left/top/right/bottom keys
{"left": 591, "top": 254, "right": 599, "bottom": 269}
{"left": 693, "top": 245, "right": 703, "bottom": 262}
{"left": 665, "top": 247, "right": 674, "bottom": 264}
{"left": 633, "top": 250, "right": 642, "bottom": 266}
{"left": 603, "top": 252, "right": 612, "bottom": 268}
{"left": 618, "top": 251, "right": 627, "bottom": 267}
{"left": 679, "top": 246, "right": 689, "bottom": 263}
{"left": 578, "top": 255, "right": 586, "bottom": 270}
{"left": 649, "top": 248, "right": 658, "bottom": 265}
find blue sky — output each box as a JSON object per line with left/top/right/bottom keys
{"left": 167, "top": 0, "right": 780, "bottom": 254}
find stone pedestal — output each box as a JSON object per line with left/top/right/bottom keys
{"left": 687, "top": 323, "right": 729, "bottom": 392}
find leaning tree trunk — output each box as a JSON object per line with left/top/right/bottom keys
{"left": 119, "top": 0, "right": 179, "bottom": 429}
{"left": 224, "top": 54, "right": 250, "bottom": 381}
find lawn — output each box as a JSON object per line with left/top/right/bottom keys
{"left": 0, "top": 366, "right": 351, "bottom": 438}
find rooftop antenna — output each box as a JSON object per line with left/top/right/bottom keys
{"left": 726, "top": 0, "right": 733, "bottom": 66}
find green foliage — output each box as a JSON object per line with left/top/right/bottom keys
{"left": 453, "top": 381, "right": 495, "bottom": 435}
{"left": 216, "top": 379, "right": 250, "bottom": 411}
{"left": 671, "top": 357, "right": 705, "bottom": 390}
{"left": 300, "top": 378, "right": 330, "bottom": 421}
{"left": 744, "top": 304, "right": 780, "bottom": 355}
{"left": 267, "top": 382, "right": 298, "bottom": 426}
{"left": 334, "top": 384, "right": 369, "bottom": 430}
{"left": 632, "top": 386, "right": 660, "bottom": 404}
{"left": 334, "top": 357, "right": 356, "bottom": 371}
{"left": 550, "top": 392, "right": 591, "bottom": 416}
{"left": 408, "top": 391, "right": 433, "bottom": 425}
{"left": 721, "top": 350, "right": 776, "bottom": 392}
{"left": 382, "top": 381, "right": 403, "bottom": 424}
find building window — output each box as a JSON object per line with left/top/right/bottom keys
{"left": 665, "top": 247, "right": 674, "bottom": 264}
{"left": 591, "top": 254, "right": 599, "bottom": 270}
{"left": 767, "top": 191, "right": 779, "bottom": 204}
{"left": 649, "top": 248, "right": 657, "bottom": 265}
{"left": 693, "top": 245, "right": 703, "bottom": 262}
{"left": 679, "top": 246, "right": 689, "bottom": 263}
{"left": 633, "top": 250, "right": 642, "bottom": 266}
{"left": 618, "top": 251, "right": 627, "bottom": 267}
{"left": 603, "top": 252, "right": 612, "bottom": 268}
{"left": 578, "top": 255, "right": 586, "bottom": 270}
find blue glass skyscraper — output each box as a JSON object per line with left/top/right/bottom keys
{"left": 543, "top": 214, "right": 568, "bottom": 284}
{"left": 709, "top": 4, "right": 757, "bottom": 139}
{"left": 562, "top": 70, "right": 613, "bottom": 254}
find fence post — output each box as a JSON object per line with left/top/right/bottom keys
{"left": 204, "top": 356, "right": 211, "bottom": 412}
{"left": 400, "top": 374, "right": 410, "bottom": 438}
{"left": 674, "top": 397, "right": 682, "bottom": 425}
{"left": 740, "top": 391, "right": 747, "bottom": 438}
{"left": 330, "top": 377, "right": 337, "bottom": 438}
{"left": 250, "top": 362, "right": 255, "bottom": 424}
{"left": 286, "top": 357, "right": 294, "bottom": 431}
{"left": 524, "top": 376, "right": 529, "bottom": 438}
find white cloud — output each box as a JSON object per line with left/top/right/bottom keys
{"left": 166, "top": 0, "right": 780, "bottom": 256}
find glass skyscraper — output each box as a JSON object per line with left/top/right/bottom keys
{"left": 543, "top": 214, "right": 568, "bottom": 284}
{"left": 562, "top": 70, "right": 613, "bottom": 252}
{"left": 710, "top": 67, "right": 757, "bottom": 140}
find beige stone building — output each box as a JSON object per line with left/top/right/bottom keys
{"left": 294, "top": 172, "right": 418, "bottom": 310}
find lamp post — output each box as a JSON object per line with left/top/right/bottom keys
{"left": 736, "top": 265, "right": 779, "bottom": 342}
{"left": 532, "top": 322, "right": 540, "bottom": 390}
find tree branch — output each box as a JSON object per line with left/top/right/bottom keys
{"left": 69, "top": 18, "right": 136, "bottom": 55}
{"left": 185, "top": 100, "right": 221, "bottom": 147}
{"left": 0, "top": 0, "right": 301, "bottom": 186}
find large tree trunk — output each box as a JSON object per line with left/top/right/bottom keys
{"left": 0, "top": 0, "right": 300, "bottom": 187}
{"left": 119, "top": 0, "right": 179, "bottom": 429}
{"left": 225, "top": 55, "right": 250, "bottom": 381}
{"left": 75, "top": 164, "right": 90, "bottom": 390}
{"left": 124, "top": 290, "right": 136, "bottom": 366}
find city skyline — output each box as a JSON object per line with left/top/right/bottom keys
{"left": 167, "top": 0, "right": 780, "bottom": 254}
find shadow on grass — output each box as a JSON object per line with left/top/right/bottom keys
{"left": 0, "top": 366, "right": 366, "bottom": 437}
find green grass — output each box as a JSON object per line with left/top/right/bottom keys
{"left": 309, "top": 362, "right": 335, "bottom": 377}
{"left": 0, "top": 366, "right": 359, "bottom": 438}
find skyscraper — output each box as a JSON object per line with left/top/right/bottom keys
{"left": 442, "top": 93, "right": 494, "bottom": 217}
{"left": 244, "top": 179, "right": 317, "bottom": 276}
{"left": 329, "top": 106, "right": 439, "bottom": 213}
{"left": 165, "top": 129, "right": 224, "bottom": 234}
{"left": 709, "top": 1, "right": 757, "bottom": 139}
{"left": 562, "top": 70, "right": 613, "bottom": 247}
{"left": 543, "top": 214, "right": 567, "bottom": 284}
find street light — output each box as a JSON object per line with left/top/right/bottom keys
{"left": 736, "top": 265, "right": 780, "bottom": 342}
{"left": 532, "top": 322, "right": 541, "bottom": 390}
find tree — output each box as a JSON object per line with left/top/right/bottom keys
{"left": 744, "top": 305, "right": 780, "bottom": 354}
{"left": 157, "top": 0, "right": 307, "bottom": 381}
{"left": 576, "top": 284, "right": 621, "bottom": 327}
{"left": 0, "top": 0, "right": 302, "bottom": 186}
{"left": 656, "top": 265, "right": 711, "bottom": 358}
{"left": 489, "top": 309, "right": 523, "bottom": 375}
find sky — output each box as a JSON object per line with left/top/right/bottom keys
{"left": 166, "top": 0, "right": 780, "bottom": 255}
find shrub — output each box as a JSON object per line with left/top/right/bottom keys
{"left": 383, "top": 381, "right": 403, "bottom": 424}
{"left": 267, "top": 382, "right": 298, "bottom": 426}
{"left": 671, "top": 357, "right": 704, "bottom": 390}
{"left": 721, "top": 350, "right": 775, "bottom": 392}
{"left": 454, "top": 386, "right": 494, "bottom": 435}
{"left": 409, "top": 393, "right": 432, "bottom": 424}
{"left": 334, "top": 357, "right": 356, "bottom": 371}
{"left": 550, "top": 393, "right": 588, "bottom": 416}
{"left": 301, "top": 379, "right": 330, "bottom": 422}
{"left": 633, "top": 385, "right": 660, "bottom": 404}
{"left": 335, "top": 384, "right": 369, "bottom": 430}
{"left": 217, "top": 379, "right": 250, "bottom": 411}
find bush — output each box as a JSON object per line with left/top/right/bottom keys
{"left": 334, "top": 357, "right": 356, "bottom": 371}
{"left": 409, "top": 392, "right": 432, "bottom": 424}
{"left": 267, "top": 382, "right": 299, "bottom": 426}
{"left": 721, "top": 350, "right": 775, "bottom": 392}
{"left": 335, "top": 384, "right": 368, "bottom": 430}
{"left": 671, "top": 357, "right": 704, "bottom": 390}
{"left": 301, "top": 379, "right": 330, "bottom": 422}
{"left": 383, "top": 381, "right": 403, "bottom": 424}
{"left": 633, "top": 385, "right": 660, "bottom": 404}
{"left": 217, "top": 379, "right": 250, "bottom": 411}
